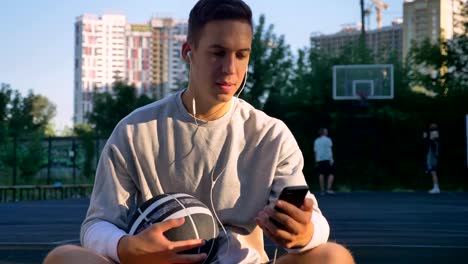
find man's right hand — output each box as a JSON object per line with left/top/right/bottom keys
{"left": 117, "top": 217, "right": 207, "bottom": 264}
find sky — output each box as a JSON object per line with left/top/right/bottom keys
{"left": 0, "top": 0, "right": 404, "bottom": 133}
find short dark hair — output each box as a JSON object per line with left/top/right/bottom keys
{"left": 188, "top": 0, "right": 253, "bottom": 47}
{"left": 319, "top": 128, "right": 328, "bottom": 135}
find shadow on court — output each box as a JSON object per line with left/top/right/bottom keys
{"left": 1, "top": 192, "right": 467, "bottom": 263}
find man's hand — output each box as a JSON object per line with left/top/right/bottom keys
{"left": 255, "top": 198, "right": 314, "bottom": 249}
{"left": 117, "top": 217, "right": 207, "bottom": 264}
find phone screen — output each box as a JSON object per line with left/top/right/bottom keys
{"left": 270, "top": 186, "right": 309, "bottom": 227}
{"left": 277, "top": 186, "right": 309, "bottom": 209}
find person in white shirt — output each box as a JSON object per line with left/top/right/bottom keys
{"left": 314, "top": 128, "right": 335, "bottom": 195}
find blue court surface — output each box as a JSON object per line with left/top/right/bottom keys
{"left": 0, "top": 192, "right": 467, "bottom": 263}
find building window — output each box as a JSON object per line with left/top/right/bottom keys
{"left": 85, "top": 23, "right": 92, "bottom": 33}
{"left": 143, "top": 60, "right": 149, "bottom": 70}
{"left": 134, "top": 71, "right": 140, "bottom": 82}
{"left": 134, "top": 37, "right": 139, "bottom": 48}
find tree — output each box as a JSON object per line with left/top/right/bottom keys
{"left": 73, "top": 123, "right": 95, "bottom": 178}
{"left": 406, "top": 3, "right": 467, "bottom": 97}
{"left": 88, "top": 81, "right": 153, "bottom": 137}
{"left": 241, "top": 15, "right": 293, "bottom": 110}
{"left": 446, "top": 2, "right": 468, "bottom": 92}
{"left": 406, "top": 38, "right": 447, "bottom": 97}
{"left": 0, "top": 83, "right": 13, "bottom": 145}
{"left": 0, "top": 87, "right": 56, "bottom": 182}
{"left": 6, "top": 90, "right": 56, "bottom": 137}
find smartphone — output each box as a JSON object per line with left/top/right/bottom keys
{"left": 270, "top": 185, "right": 309, "bottom": 228}
{"left": 275, "top": 185, "right": 309, "bottom": 212}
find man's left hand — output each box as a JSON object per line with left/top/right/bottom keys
{"left": 255, "top": 198, "right": 314, "bottom": 249}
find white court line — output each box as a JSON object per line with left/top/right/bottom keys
{"left": 342, "top": 244, "right": 468, "bottom": 249}
{"left": 0, "top": 239, "right": 80, "bottom": 245}
{"left": 263, "top": 242, "right": 468, "bottom": 249}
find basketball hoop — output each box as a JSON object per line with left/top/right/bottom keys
{"left": 332, "top": 64, "right": 394, "bottom": 100}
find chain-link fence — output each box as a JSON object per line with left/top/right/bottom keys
{"left": 0, "top": 136, "right": 107, "bottom": 186}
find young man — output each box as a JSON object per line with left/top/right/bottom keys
{"left": 314, "top": 128, "right": 335, "bottom": 195}
{"left": 44, "top": 1, "right": 353, "bottom": 263}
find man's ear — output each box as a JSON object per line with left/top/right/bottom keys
{"left": 182, "top": 42, "right": 192, "bottom": 64}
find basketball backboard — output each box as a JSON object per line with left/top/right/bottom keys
{"left": 333, "top": 64, "right": 394, "bottom": 100}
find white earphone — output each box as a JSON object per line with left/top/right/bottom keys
{"left": 185, "top": 48, "right": 253, "bottom": 263}
{"left": 187, "top": 51, "right": 192, "bottom": 64}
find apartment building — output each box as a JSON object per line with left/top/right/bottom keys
{"left": 74, "top": 14, "right": 188, "bottom": 124}
{"left": 74, "top": 14, "right": 127, "bottom": 124}
{"left": 126, "top": 24, "right": 152, "bottom": 96}
{"left": 149, "top": 18, "right": 188, "bottom": 99}
{"left": 310, "top": 20, "right": 404, "bottom": 61}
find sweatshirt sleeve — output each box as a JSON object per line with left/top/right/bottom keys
{"left": 269, "top": 123, "right": 330, "bottom": 252}
{"left": 285, "top": 193, "right": 330, "bottom": 253}
{"left": 80, "top": 124, "right": 137, "bottom": 262}
{"left": 82, "top": 221, "right": 127, "bottom": 262}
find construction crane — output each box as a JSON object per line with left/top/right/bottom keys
{"left": 369, "top": 0, "right": 389, "bottom": 29}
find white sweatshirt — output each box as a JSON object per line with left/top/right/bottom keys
{"left": 80, "top": 91, "right": 330, "bottom": 263}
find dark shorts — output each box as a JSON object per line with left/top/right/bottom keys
{"left": 426, "top": 164, "right": 438, "bottom": 173}
{"left": 426, "top": 158, "right": 438, "bottom": 173}
{"left": 317, "top": 160, "right": 335, "bottom": 176}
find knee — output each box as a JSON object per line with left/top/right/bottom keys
{"left": 43, "top": 245, "right": 82, "bottom": 264}
{"left": 307, "top": 242, "right": 354, "bottom": 264}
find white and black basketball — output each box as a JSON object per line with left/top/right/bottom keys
{"left": 128, "top": 193, "right": 219, "bottom": 263}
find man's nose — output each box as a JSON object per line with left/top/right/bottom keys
{"left": 221, "top": 55, "right": 236, "bottom": 75}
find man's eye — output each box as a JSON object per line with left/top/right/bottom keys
{"left": 237, "top": 53, "right": 248, "bottom": 59}
{"left": 213, "top": 51, "right": 224, "bottom": 57}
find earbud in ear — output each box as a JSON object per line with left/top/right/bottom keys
{"left": 187, "top": 51, "right": 192, "bottom": 64}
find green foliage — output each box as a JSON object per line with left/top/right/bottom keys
{"left": 242, "top": 15, "right": 293, "bottom": 109}
{"left": 7, "top": 90, "right": 56, "bottom": 137}
{"left": 446, "top": 2, "right": 468, "bottom": 93}
{"left": 73, "top": 123, "right": 95, "bottom": 178}
{"left": 17, "top": 137, "right": 45, "bottom": 180}
{"left": 407, "top": 3, "right": 468, "bottom": 97}
{"left": 88, "top": 81, "right": 153, "bottom": 137}
{"left": 0, "top": 83, "right": 13, "bottom": 145}
{"left": 0, "top": 85, "right": 56, "bottom": 183}
{"left": 241, "top": 13, "right": 468, "bottom": 191}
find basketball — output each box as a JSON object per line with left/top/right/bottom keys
{"left": 127, "top": 193, "right": 219, "bottom": 262}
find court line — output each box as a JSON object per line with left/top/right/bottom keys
{"left": 264, "top": 242, "right": 468, "bottom": 249}
{"left": 341, "top": 244, "right": 468, "bottom": 249}
{"left": 0, "top": 239, "right": 80, "bottom": 246}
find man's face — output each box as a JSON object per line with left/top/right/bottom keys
{"left": 189, "top": 20, "right": 252, "bottom": 105}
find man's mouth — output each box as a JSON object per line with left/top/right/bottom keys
{"left": 216, "top": 82, "right": 235, "bottom": 91}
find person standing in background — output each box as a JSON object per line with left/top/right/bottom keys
{"left": 424, "top": 123, "right": 440, "bottom": 194}
{"left": 314, "top": 128, "right": 335, "bottom": 195}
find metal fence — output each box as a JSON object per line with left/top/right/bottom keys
{"left": 0, "top": 136, "right": 107, "bottom": 186}
{"left": 0, "top": 184, "right": 94, "bottom": 202}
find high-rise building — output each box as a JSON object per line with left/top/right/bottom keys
{"left": 126, "top": 24, "right": 152, "bottom": 96}
{"left": 310, "top": 20, "right": 403, "bottom": 61}
{"left": 149, "top": 18, "right": 188, "bottom": 99}
{"left": 168, "top": 21, "right": 189, "bottom": 95}
{"left": 74, "top": 14, "right": 127, "bottom": 124}
{"left": 403, "top": 0, "right": 467, "bottom": 60}
{"left": 74, "top": 14, "right": 188, "bottom": 124}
